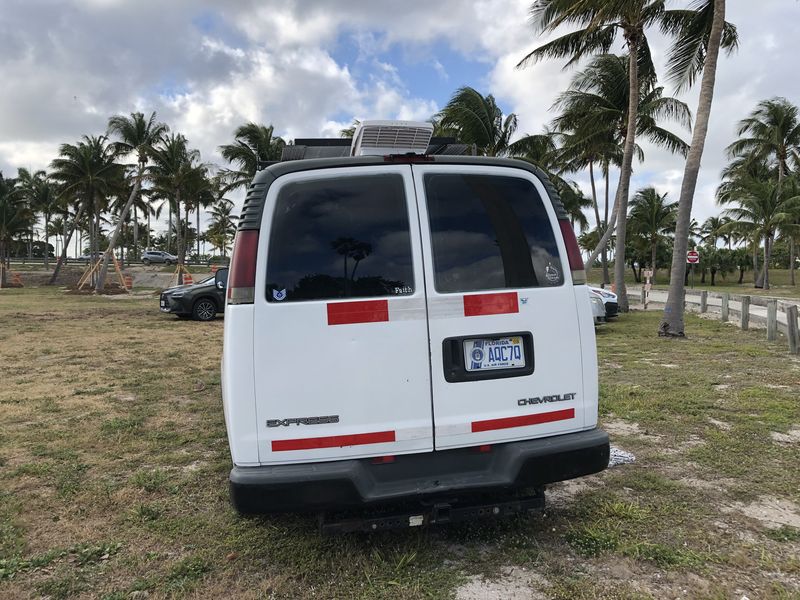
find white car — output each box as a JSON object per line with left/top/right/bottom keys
{"left": 220, "top": 120, "right": 609, "bottom": 529}
{"left": 589, "top": 286, "right": 618, "bottom": 319}
{"left": 590, "top": 294, "right": 606, "bottom": 325}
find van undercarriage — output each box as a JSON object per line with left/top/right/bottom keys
{"left": 229, "top": 428, "right": 609, "bottom": 516}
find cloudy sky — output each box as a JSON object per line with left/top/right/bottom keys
{"left": 1, "top": 0, "right": 798, "bottom": 235}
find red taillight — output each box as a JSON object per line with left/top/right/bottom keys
{"left": 558, "top": 219, "right": 586, "bottom": 285}
{"left": 371, "top": 455, "right": 395, "bottom": 464}
{"left": 478, "top": 444, "right": 492, "bottom": 453}
{"left": 228, "top": 230, "right": 259, "bottom": 305}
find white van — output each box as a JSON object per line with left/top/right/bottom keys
{"left": 221, "top": 122, "right": 609, "bottom": 528}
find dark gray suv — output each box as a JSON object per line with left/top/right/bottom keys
{"left": 160, "top": 268, "right": 227, "bottom": 321}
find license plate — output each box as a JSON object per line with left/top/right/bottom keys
{"left": 464, "top": 336, "right": 525, "bottom": 372}
{"left": 160, "top": 300, "right": 166, "bottom": 307}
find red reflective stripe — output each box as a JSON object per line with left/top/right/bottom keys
{"left": 327, "top": 299, "right": 389, "bottom": 325}
{"left": 471, "top": 408, "right": 574, "bottom": 433}
{"left": 463, "top": 292, "right": 519, "bottom": 317}
{"left": 272, "top": 430, "right": 396, "bottom": 452}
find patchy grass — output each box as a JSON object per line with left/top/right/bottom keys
{"left": 0, "top": 287, "right": 799, "bottom": 598}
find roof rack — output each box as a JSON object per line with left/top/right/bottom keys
{"left": 276, "top": 137, "right": 476, "bottom": 164}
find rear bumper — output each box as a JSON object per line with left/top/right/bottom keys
{"left": 229, "top": 428, "right": 609, "bottom": 514}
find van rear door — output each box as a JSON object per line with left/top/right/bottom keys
{"left": 412, "top": 165, "right": 587, "bottom": 450}
{"left": 252, "top": 166, "right": 433, "bottom": 464}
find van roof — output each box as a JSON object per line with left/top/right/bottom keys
{"left": 238, "top": 155, "right": 568, "bottom": 232}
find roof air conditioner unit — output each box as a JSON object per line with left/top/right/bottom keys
{"left": 350, "top": 120, "right": 434, "bottom": 157}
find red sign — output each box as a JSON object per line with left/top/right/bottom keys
{"left": 687, "top": 250, "right": 700, "bottom": 264}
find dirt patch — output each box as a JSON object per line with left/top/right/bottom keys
{"left": 65, "top": 282, "right": 129, "bottom": 295}
{"left": 725, "top": 496, "right": 800, "bottom": 529}
{"left": 771, "top": 429, "right": 800, "bottom": 444}
{"left": 455, "top": 567, "right": 547, "bottom": 600}
{"left": 707, "top": 418, "right": 731, "bottom": 431}
{"left": 603, "top": 418, "right": 662, "bottom": 441}
{"left": 546, "top": 476, "right": 603, "bottom": 507}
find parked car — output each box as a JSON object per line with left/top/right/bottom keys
{"left": 589, "top": 286, "right": 618, "bottom": 319}
{"left": 590, "top": 294, "right": 606, "bottom": 325}
{"left": 221, "top": 120, "right": 609, "bottom": 526}
{"left": 160, "top": 268, "right": 227, "bottom": 321}
{"left": 76, "top": 252, "right": 101, "bottom": 264}
{"left": 142, "top": 250, "right": 178, "bottom": 265}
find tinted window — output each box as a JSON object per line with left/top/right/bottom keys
{"left": 266, "top": 174, "right": 414, "bottom": 302}
{"left": 425, "top": 174, "right": 563, "bottom": 293}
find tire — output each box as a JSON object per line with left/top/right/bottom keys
{"left": 165, "top": 260, "right": 173, "bottom": 266}
{"left": 142, "top": 259, "right": 150, "bottom": 266}
{"left": 192, "top": 298, "right": 217, "bottom": 321}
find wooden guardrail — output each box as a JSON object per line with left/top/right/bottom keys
{"left": 642, "top": 287, "right": 800, "bottom": 355}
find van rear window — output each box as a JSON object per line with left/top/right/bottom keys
{"left": 266, "top": 174, "right": 414, "bottom": 302}
{"left": 424, "top": 174, "right": 563, "bottom": 293}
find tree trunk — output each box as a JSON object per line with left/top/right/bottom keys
{"left": 711, "top": 269, "right": 716, "bottom": 286}
{"left": 93, "top": 210, "right": 100, "bottom": 287}
{"left": 43, "top": 212, "right": 50, "bottom": 269}
{"left": 738, "top": 267, "right": 744, "bottom": 284}
{"left": 751, "top": 240, "right": 757, "bottom": 284}
{"left": 167, "top": 201, "right": 172, "bottom": 253}
{"left": 659, "top": 0, "right": 726, "bottom": 336}
{"left": 133, "top": 205, "right": 139, "bottom": 262}
{"left": 49, "top": 202, "right": 85, "bottom": 285}
{"left": 651, "top": 241, "right": 658, "bottom": 285}
{"left": 0, "top": 241, "right": 6, "bottom": 288}
{"left": 700, "top": 268, "right": 706, "bottom": 284}
{"left": 96, "top": 166, "right": 143, "bottom": 292}
{"left": 196, "top": 205, "right": 201, "bottom": 263}
{"left": 601, "top": 168, "right": 611, "bottom": 285}
{"left": 174, "top": 191, "right": 182, "bottom": 286}
{"left": 611, "top": 34, "right": 641, "bottom": 311}
{"left": 790, "top": 237, "right": 796, "bottom": 286}
{"left": 763, "top": 234, "right": 771, "bottom": 290}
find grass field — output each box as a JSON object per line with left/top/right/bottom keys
{"left": 1, "top": 288, "right": 799, "bottom": 599}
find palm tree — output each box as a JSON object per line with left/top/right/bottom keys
{"left": 437, "top": 87, "right": 519, "bottom": 157}
{"left": 16, "top": 168, "right": 57, "bottom": 269}
{"left": 218, "top": 123, "right": 286, "bottom": 193}
{"left": 551, "top": 53, "right": 691, "bottom": 288}
{"left": 0, "top": 173, "right": 35, "bottom": 287}
{"left": 726, "top": 97, "right": 800, "bottom": 286}
{"left": 628, "top": 188, "right": 677, "bottom": 284}
{"left": 518, "top": 1, "right": 668, "bottom": 311}
{"left": 149, "top": 134, "right": 202, "bottom": 281}
{"left": 660, "top": 0, "right": 738, "bottom": 336}
{"left": 699, "top": 215, "right": 729, "bottom": 248}
{"left": 718, "top": 176, "right": 799, "bottom": 290}
{"left": 554, "top": 128, "right": 621, "bottom": 283}
{"left": 49, "top": 136, "right": 124, "bottom": 285}
{"left": 207, "top": 198, "right": 238, "bottom": 257}
{"left": 726, "top": 98, "right": 800, "bottom": 184}
{"left": 96, "top": 112, "right": 168, "bottom": 291}
{"left": 183, "top": 168, "right": 216, "bottom": 262}
{"left": 558, "top": 181, "right": 592, "bottom": 232}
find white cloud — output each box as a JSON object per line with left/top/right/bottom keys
{"left": 1, "top": 0, "right": 798, "bottom": 238}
